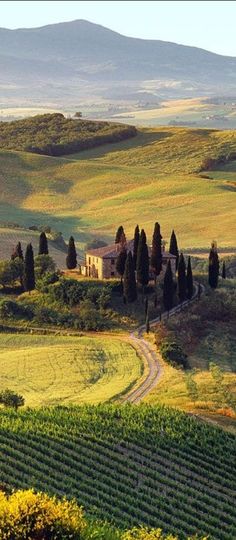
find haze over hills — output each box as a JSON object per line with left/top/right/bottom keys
{"left": 1, "top": 19, "right": 236, "bottom": 118}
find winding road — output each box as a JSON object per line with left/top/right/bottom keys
{"left": 124, "top": 282, "right": 204, "bottom": 404}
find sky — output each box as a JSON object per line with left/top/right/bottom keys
{"left": 1, "top": 1, "right": 236, "bottom": 57}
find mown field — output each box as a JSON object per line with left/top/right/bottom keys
{"left": 0, "top": 334, "right": 142, "bottom": 406}
{"left": 0, "top": 404, "right": 235, "bottom": 540}
{"left": 0, "top": 227, "right": 67, "bottom": 267}
{"left": 0, "top": 125, "right": 236, "bottom": 250}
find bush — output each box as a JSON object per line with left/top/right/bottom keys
{"left": 0, "top": 299, "right": 34, "bottom": 320}
{"left": 160, "top": 339, "right": 188, "bottom": 369}
{"left": 36, "top": 271, "right": 60, "bottom": 292}
{"left": 34, "top": 254, "right": 56, "bottom": 279}
{"left": 50, "top": 279, "right": 84, "bottom": 306}
{"left": 0, "top": 489, "right": 85, "bottom": 539}
{"left": 0, "top": 259, "right": 24, "bottom": 288}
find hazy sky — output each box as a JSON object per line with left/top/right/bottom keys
{"left": 1, "top": 1, "right": 236, "bottom": 57}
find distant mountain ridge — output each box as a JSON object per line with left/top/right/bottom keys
{"left": 1, "top": 19, "right": 236, "bottom": 110}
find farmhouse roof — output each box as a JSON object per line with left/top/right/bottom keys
{"left": 86, "top": 240, "right": 176, "bottom": 260}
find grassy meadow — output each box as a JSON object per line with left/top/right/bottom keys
{"left": 0, "top": 125, "right": 236, "bottom": 253}
{"left": 0, "top": 333, "right": 142, "bottom": 406}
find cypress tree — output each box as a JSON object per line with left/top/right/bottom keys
{"left": 133, "top": 225, "right": 140, "bottom": 270}
{"left": 145, "top": 311, "right": 150, "bottom": 334}
{"left": 178, "top": 253, "right": 186, "bottom": 303}
{"left": 24, "top": 243, "right": 35, "bottom": 292}
{"left": 163, "top": 260, "right": 174, "bottom": 312}
{"left": 116, "top": 248, "right": 127, "bottom": 285}
{"left": 169, "top": 230, "right": 179, "bottom": 270}
{"left": 145, "top": 296, "right": 149, "bottom": 316}
{"left": 38, "top": 232, "right": 49, "bottom": 255}
{"left": 115, "top": 226, "right": 125, "bottom": 244}
{"left": 208, "top": 242, "right": 219, "bottom": 289}
{"left": 222, "top": 261, "right": 226, "bottom": 279}
{"left": 11, "top": 241, "right": 23, "bottom": 261}
{"left": 186, "top": 256, "right": 193, "bottom": 299}
{"left": 136, "top": 229, "right": 149, "bottom": 294}
{"left": 150, "top": 222, "right": 162, "bottom": 281}
{"left": 123, "top": 251, "right": 137, "bottom": 303}
{"left": 66, "top": 236, "right": 77, "bottom": 269}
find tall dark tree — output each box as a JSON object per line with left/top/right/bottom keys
{"left": 169, "top": 230, "right": 179, "bottom": 271}
{"left": 133, "top": 225, "right": 140, "bottom": 270}
{"left": 145, "top": 311, "right": 150, "bottom": 334}
{"left": 178, "top": 253, "right": 186, "bottom": 303}
{"left": 115, "top": 226, "right": 125, "bottom": 244}
{"left": 208, "top": 242, "right": 219, "bottom": 289}
{"left": 38, "top": 232, "right": 49, "bottom": 255}
{"left": 116, "top": 248, "right": 127, "bottom": 285}
{"left": 123, "top": 251, "right": 137, "bottom": 303}
{"left": 150, "top": 222, "right": 162, "bottom": 282}
{"left": 136, "top": 229, "right": 149, "bottom": 295}
{"left": 222, "top": 261, "right": 226, "bottom": 279}
{"left": 145, "top": 296, "right": 149, "bottom": 317}
{"left": 24, "top": 243, "right": 35, "bottom": 293}
{"left": 66, "top": 236, "right": 77, "bottom": 270}
{"left": 11, "top": 241, "right": 23, "bottom": 261}
{"left": 186, "top": 256, "right": 193, "bottom": 299}
{"left": 163, "top": 260, "right": 174, "bottom": 312}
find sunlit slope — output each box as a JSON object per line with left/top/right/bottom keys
{"left": 0, "top": 126, "right": 236, "bottom": 248}
{"left": 0, "top": 334, "right": 142, "bottom": 406}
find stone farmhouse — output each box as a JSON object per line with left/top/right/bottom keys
{"left": 82, "top": 239, "right": 176, "bottom": 279}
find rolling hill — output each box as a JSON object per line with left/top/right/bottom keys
{"left": 1, "top": 19, "right": 236, "bottom": 113}
{"left": 0, "top": 404, "right": 235, "bottom": 539}
{"left": 0, "top": 122, "right": 236, "bottom": 251}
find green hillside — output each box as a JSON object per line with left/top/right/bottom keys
{"left": 0, "top": 404, "right": 235, "bottom": 539}
{"left": 0, "top": 125, "right": 236, "bottom": 251}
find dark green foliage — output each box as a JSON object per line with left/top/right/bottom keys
{"left": 116, "top": 248, "right": 127, "bottom": 282}
{"left": 34, "top": 255, "right": 56, "bottom": 279}
{"left": 0, "top": 113, "right": 137, "bottom": 156}
{"left": 222, "top": 261, "right": 226, "bottom": 279}
{"left": 209, "top": 243, "right": 219, "bottom": 289}
{"left": 150, "top": 222, "right": 162, "bottom": 278}
{"left": 85, "top": 239, "right": 107, "bottom": 251}
{"left": 123, "top": 252, "right": 137, "bottom": 303}
{"left": 24, "top": 243, "right": 35, "bottom": 292}
{"left": 136, "top": 229, "right": 149, "bottom": 289}
{"left": 160, "top": 340, "right": 188, "bottom": 369}
{"left": 177, "top": 253, "right": 186, "bottom": 303}
{"left": 35, "top": 271, "right": 60, "bottom": 293}
{"left": 66, "top": 236, "right": 77, "bottom": 269}
{"left": 38, "top": 232, "right": 49, "bottom": 255}
{"left": 186, "top": 257, "right": 193, "bottom": 299}
{"left": 0, "top": 389, "right": 24, "bottom": 411}
{"left": 0, "top": 259, "right": 24, "bottom": 288}
{"left": 0, "top": 299, "right": 34, "bottom": 320}
{"left": 115, "top": 226, "right": 125, "bottom": 244}
{"left": 169, "top": 230, "right": 179, "bottom": 270}
{"left": 145, "top": 312, "right": 150, "bottom": 334}
{"left": 133, "top": 225, "right": 140, "bottom": 270}
{"left": 163, "top": 260, "right": 174, "bottom": 312}
{"left": 145, "top": 296, "right": 149, "bottom": 316}
{"left": 11, "top": 242, "right": 23, "bottom": 261}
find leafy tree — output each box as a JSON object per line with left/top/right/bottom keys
{"left": 222, "top": 261, "right": 226, "bottom": 279}
{"left": 34, "top": 255, "right": 56, "bottom": 279}
{"left": 178, "top": 253, "right": 186, "bottom": 303}
{"left": 38, "top": 231, "right": 49, "bottom": 255}
{"left": 163, "top": 260, "right": 174, "bottom": 312}
{"left": 11, "top": 241, "right": 23, "bottom": 261}
{"left": 150, "top": 222, "right": 162, "bottom": 281}
{"left": 115, "top": 226, "right": 125, "bottom": 244}
{"left": 123, "top": 251, "right": 137, "bottom": 303}
{"left": 66, "top": 236, "right": 77, "bottom": 269}
{"left": 160, "top": 340, "right": 188, "bottom": 368}
{"left": 169, "top": 230, "right": 179, "bottom": 270}
{"left": 116, "top": 248, "right": 127, "bottom": 285}
{"left": 0, "top": 389, "right": 24, "bottom": 411}
{"left": 133, "top": 224, "right": 140, "bottom": 270}
{"left": 24, "top": 244, "right": 35, "bottom": 292}
{"left": 208, "top": 242, "right": 219, "bottom": 289}
{"left": 186, "top": 256, "right": 193, "bottom": 299}
{"left": 136, "top": 229, "right": 149, "bottom": 294}
{"left": 0, "top": 259, "right": 24, "bottom": 288}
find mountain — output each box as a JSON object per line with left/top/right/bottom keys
{"left": 1, "top": 19, "right": 236, "bottom": 112}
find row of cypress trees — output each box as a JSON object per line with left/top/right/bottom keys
{"left": 11, "top": 232, "right": 50, "bottom": 292}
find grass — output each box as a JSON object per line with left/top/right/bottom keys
{"left": 0, "top": 333, "right": 142, "bottom": 407}
{"left": 0, "top": 227, "right": 67, "bottom": 267}
{"left": 0, "top": 125, "right": 236, "bottom": 251}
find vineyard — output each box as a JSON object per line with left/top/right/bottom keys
{"left": 0, "top": 334, "right": 142, "bottom": 406}
{"left": 0, "top": 404, "right": 235, "bottom": 539}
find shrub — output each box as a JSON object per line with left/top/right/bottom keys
{"left": 0, "top": 389, "right": 25, "bottom": 411}
{"left": 0, "top": 299, "right": 34, "bottom": 320}
{"left": 0, "top": 489, "right": 85, "bottom": 539}
{"left": 0, "top": 259, "right": 24, "bottom": 288}
{"left": 34, "top": 254, "right": 56, "bottom": 279}
{"left": 36, "top": 271, "right": 60, "bottom": 292}
{"left": 160, "top": 339, "right": 188, "bottom": 369}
